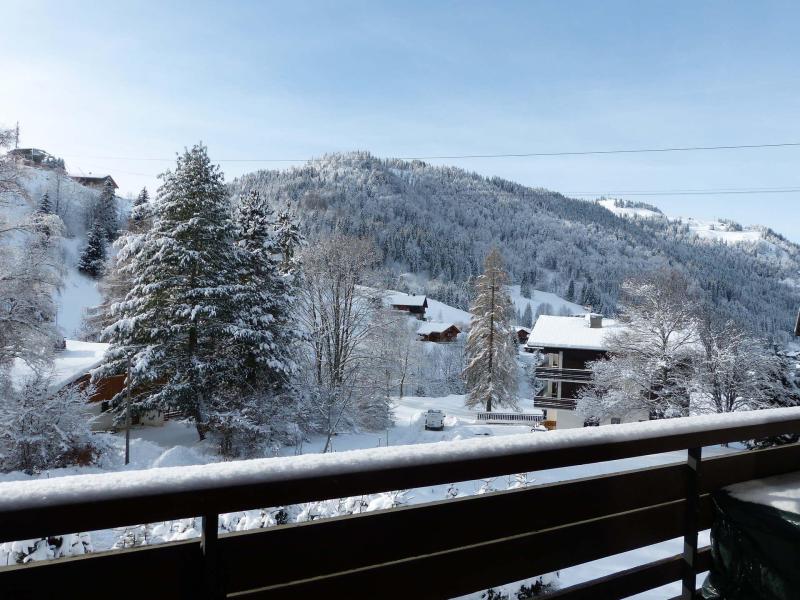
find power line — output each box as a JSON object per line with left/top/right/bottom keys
{"left": 60, "top": 141, "right": 800, "bottom": 164}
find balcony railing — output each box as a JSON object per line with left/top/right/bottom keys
{"left": 535, "top": 366, "right": 594, "bottom": 383}
{"left": 1, "top": 408, "right": 800, "bottom": 599}
{"left": 534, "top": 396, "right": 579, "bottom": 410}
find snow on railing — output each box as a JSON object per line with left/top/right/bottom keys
{"left": 2, "top": 407, "right": 800, "bottom": 513}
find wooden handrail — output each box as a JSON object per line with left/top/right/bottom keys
{"left": 1, "top": 408, "right": 800, "bottom": 543}
{"left": 1, "top": 408, "right": 800, "bottom": 599}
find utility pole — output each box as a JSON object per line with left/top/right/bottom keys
{"left": 125, "top": 356, "right": 132, "bottom": 465}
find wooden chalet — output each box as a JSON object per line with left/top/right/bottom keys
{"left": 515, "top": 326, "right": 531, "bottom": 344}
{"left": 417, "top": 322, "right": 460, "bottom": 343}
{"left": 70, "top": 174, "right": 119, "bottom": 190}
{"left": 388, "top": 293, "right": 428, "bottom": 320}
{"left": 525, "top": 314, "right": 647, "bottom": 428}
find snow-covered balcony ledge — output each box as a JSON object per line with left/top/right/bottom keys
{"left": 2, "top": 408, "right": 800, "bottom": 600}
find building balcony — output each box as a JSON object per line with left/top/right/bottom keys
{"left": 535, "top": 366, "right": 594, "bottom": 383}
{"left": 534, "top": 396, "right": 578, "bottom": 410}
{"left": 1, "top": 409, "right": 800, "bottom": 599}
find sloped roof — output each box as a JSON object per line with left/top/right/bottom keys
{"left": 525, "top": 315, "right": 623, "bottom": 351}
{"left": 417, "top": 322, "right": 460, "bottom": 335}
{"left": 70, "top": 174, "right": 119, "bottom": 189}
{"left": 11, "top": 339, "right": 109, "bottom": 390}
{"left": 388, "top": 292, "right": 427, "bottom": 307}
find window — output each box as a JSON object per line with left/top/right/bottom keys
{"left": 611, "top": 417, "right": 621, "bottom": 425}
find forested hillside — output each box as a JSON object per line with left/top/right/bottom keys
{"left": 232, "top": 152, "right": 800, "bottom": 340}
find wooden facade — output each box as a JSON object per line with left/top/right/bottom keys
{"left": 515, "top": 327, "right": 530, "bottom": 344}
{"left": 418, "top": 324, "right": 460, "bottom": 343}
{"left": 389, "top": 295, "right": 428, "bottom": 320}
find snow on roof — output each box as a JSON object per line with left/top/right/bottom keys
{"left": 417, "top": 322, "right": 459, "bottom": 335}
{"left": 1, "top": 407, "right": 799, "bottom": 512}
{"left": 526, "top": 314, "right": 624, "bottom": 351}
{"left": 388, "top": 292, "right": 427, "bottom": 307}
{"left": 10, "top": 339, "right": 109, "bottom": 390}
{"left": 515, "top": 326, "right": 531, "bottom": 333}
{"left": 727, "top": 472, "right": 800, "bottom": 515}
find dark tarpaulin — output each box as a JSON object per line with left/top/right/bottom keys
{"left": 702, "top": 490, "right": 800, "bottom": 599}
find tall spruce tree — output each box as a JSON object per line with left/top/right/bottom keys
{"left": 95, "top": 180, "right": 118, "bottom": 241}
{"left": 565, "top": 279, "right": 575, "bottom": 302}
{"left": 98, "top": 144, "right": 241, "bottom": 438}
{"left": 129, "top": 187, "right": 150, "bottom": 232}
{"left": 77, "top": 221, "right": 106, "bottom": 278}
{"left": 38, "top": 192, "right": 52, "bottom": 215}
{"left": 463, "top": 248, "right": 519, "bottom": 412}
{"left": 230, "top": 190, "right": 296, "bottom": 388}
{"left": 274, "top": 204, "right": 303, "bottom": 275}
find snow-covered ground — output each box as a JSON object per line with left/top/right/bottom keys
{"left": 56, "top": 237, "right": 102, "bottom": 338}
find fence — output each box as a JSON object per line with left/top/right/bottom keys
{"left": 475, "top": 411, "right": 545, "bottom": 424}
{"left": 2, "top": 408, "right": 800, "bottom": 599}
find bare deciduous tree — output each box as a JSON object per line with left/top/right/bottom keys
{"left": 297, "top": 235, "right": 391, "bottom": 452}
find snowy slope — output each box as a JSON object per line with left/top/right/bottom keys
{"left": 598, "top": 198, "right": 663, "bottom": 219}
{"left": 424, "top": 297, "right": 472, "bottom": 325}
{"left": 57, "top": 237, "right": 103, "bottom": 337}
{"left": 680, "top": 217, "right": 763, "bottom": 244}
{"left": 508, "top": 285, "right": 586, "bottom": 317}
{"left": 6, "top": 165, "right": 118, "bottom": 337}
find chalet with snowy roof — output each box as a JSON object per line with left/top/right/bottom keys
{"left": 10, "top": 340, "right": 161, "bottom": 431}
{"left": 515, "top": 326, "right": 531, "bottom": 344}
{"left": 417, "top": 322, "right": 460, "bottom": 343}
{"left": 525, "top": 314, "right": 647, "bottom": 428}
{"left": 70, "top": 174, "right": 119, "bottom": 190}
{"left": 388, "top": 293, "right": 428, "bottom": 320}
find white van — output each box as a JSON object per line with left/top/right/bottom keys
{"left": 424, "top": 409, "right": 445, "bottom": 431}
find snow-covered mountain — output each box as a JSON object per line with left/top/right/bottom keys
{"left": 232, "top": 152, "right": 800, "bottom": 340}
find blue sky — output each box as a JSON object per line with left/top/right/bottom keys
{"left": 2, "top": 1, "right": 799, "bottom": 240}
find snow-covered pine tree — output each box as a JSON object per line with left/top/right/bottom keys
{"left": 81, "top": 187, "right": 153, "bottom": 341}
{"left": 38, "top": 192, "right": 52, "bottom": 214}
{"left": 464, "top": 248, "right": 519, "bottom": 412}
{"left": 94, "top": 179, "right": 118, "bottom": 241}
{"left": 207, "top": 190, "right": 300, "bottom": 456}
{"left": 565, "top": 279, "right": 575, "bottom": 302}
{"left": 274, "top": 204, "right": 303, "bottom": 275}
{"left": 98, "top": 143, "right": 241, "bottom": 438}
{"left": 520, "top": 272, "right": 532, "bottom": 299}
{"left": 521, "top": 304, "right": 533, "bottom": 328}
{"left": 78, "top": 221, "right": 107, "bottom": 278}
{"left": 129, "top": 186, "right": 151, "bottom": 233}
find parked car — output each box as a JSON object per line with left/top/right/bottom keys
{"left": 424, "top": 409, "right": 445, "bottom": 431}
